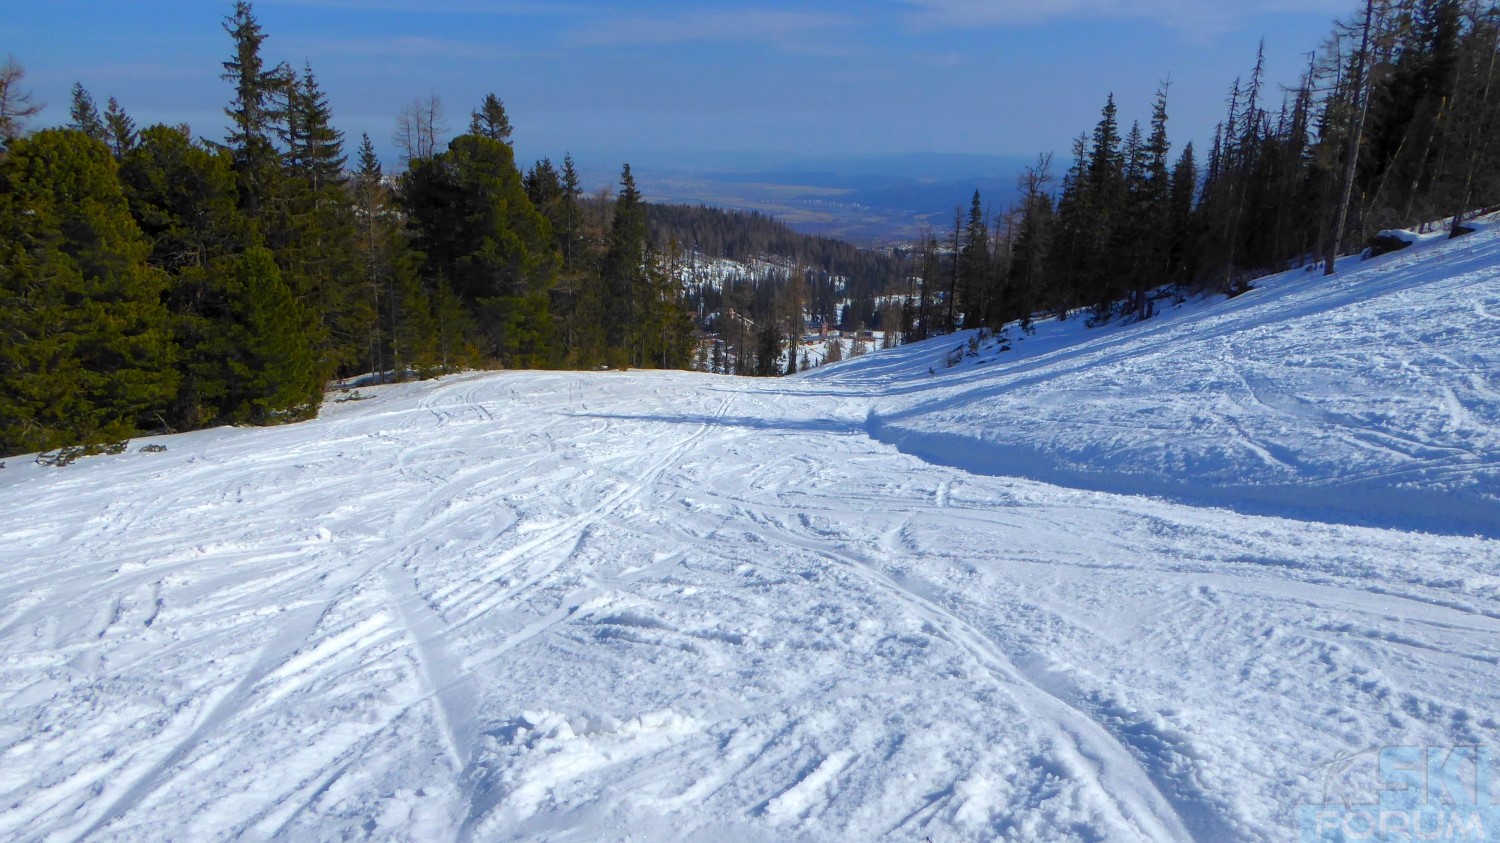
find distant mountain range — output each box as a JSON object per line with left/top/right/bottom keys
{"left": 561, "top": 151, "right": 1035, "bottom": 246}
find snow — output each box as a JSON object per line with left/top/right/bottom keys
{"left": 1, "top": 222, "right": 1498, "bottom": 841}
{"left": 842, "top": 225, "right": 1500, "bottom": 537}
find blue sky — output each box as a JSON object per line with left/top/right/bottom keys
{"left": 10, "top": 0, "right": 1352, "bottom": 173}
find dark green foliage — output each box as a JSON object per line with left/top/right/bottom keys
{"left": 1009, "top": 156, "right": 1055, "bottom": 328}
{"left": 469, "top": 93, "right": 513, "bottom": 144}
{"left": 352, "top": 134, "right": 400, "bottom": 381}
{"left": 277, "top": 63, "right": 365, "bottom": 377}
{"left": 221, "top": 0, "right": 282, "bottom": 221}
{"left": 957, "top": 190, "right": 993, "bottom": 328}
{"left": 400, "top": 134, "right": 558, "bottom": 368}
{"left": 602, "top": 164, "right": 647, "bottom": 358}
{"left": 119, "top": 124, "right": 247, "bottom": 273}
{"left": 220, "top": 246, "right": 321, "bottom": 422}
{"left": 0, "top": 129, "right": 177, "bottom": 455}
{"left": 596, "top": 170, "right": 695, "bottom": 369}
{"left": 1166, "top": 143, "right": 1198, "bottom": 283}
{"left": 941, "top": 0, "right": 1500, "bottom": 332}
{"left": 118, "top": 124, "right": 249, "bottom": 427}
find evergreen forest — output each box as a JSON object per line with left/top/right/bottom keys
{"left": 3, "top": 0, "right": 1499, "bottom": 456}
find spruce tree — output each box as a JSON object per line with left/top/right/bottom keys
{"left": 118, "top": 124, "right": 250, "bottom": 427}
{"left": 68, "top": 83, "right": 107, "bottom": 145}
{"left": 103, "top": 97, "right": 137, "bottom": 158}
{"left": 222, "top": 246, "right": 322, "bottom": 423}
{"left": 279, "top": 62, "right": 362, "bottom": 377}
{"left": 353, "top": 133, "right": 401, "bottom": 381}
{"left": 1137, "top": 85, "right": 1174, "bottom": 316}
{"left": 602, "top": 163, "right": 648, "bottom": 363}
{"left": 400, "top": 134, "right": 557, "bottom": 368}
{"left": 958, "top": 190, "right": 992, "bottom": 328}
{"left": 1166, "top": 142, "right": 1198, "bottom": 283}
{"left": 221, "top": 0, "right": 283, "bottom": 220}
{"left": 754, "top": 316, "right": 781, "bottom": 376}
{"left": 1045, "top": 135, "right": 1087, "bottom": 318}
{"left": 469, "top": 93, "right": 513, "bottom": 144}
{"left": 1082, "top": 94, "right": 1126, "bottom": 319}
{"left": 1010, "top": 155, "right": 1055, "bottom": 328}
{"left": 0, "top": 129, "right": 177, "bottom": 455}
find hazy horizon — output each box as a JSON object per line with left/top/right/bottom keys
{"left": 16, "top": 1, "right": 1348, "bottom": 178}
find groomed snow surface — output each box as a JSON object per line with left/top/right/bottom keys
{"left": 2, "top": 223, "right": 1499, "bottom": 842}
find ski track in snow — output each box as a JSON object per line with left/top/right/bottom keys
{"left": 2, "top": 226, "right": 1500, "bottom": 841}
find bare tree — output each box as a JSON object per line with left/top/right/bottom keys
{"left": 1325, "top": 0, "right": 1383, "bottom": 275}
{"left": 0, "top": 56, "right": 44, "bottom": 145}
{"left": 393, "top": 90, "right": 447, "bottom": 168}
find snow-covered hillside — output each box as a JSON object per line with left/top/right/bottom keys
{"left": 839, "top": 221, "right": 1500, "bottom": 538}
{"left": 1, "top": 223, "right": 1497, "bottom": 842}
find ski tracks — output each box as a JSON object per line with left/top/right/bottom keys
{"left": 743, "top": 515, "right": 1200, "bottom": 842}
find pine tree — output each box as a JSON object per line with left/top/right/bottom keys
{"left": 279, "top": 62, "right": 363, "bottom": 377}
{"left": 1166, "top": 142, "right": 1199, "bottom": 283}
{"left": 754, "top": 316, "right": 781, "bottom": 376}
{"left": 1136, "top": 85, "right": 1174, "bottom": 316}
{"left": 469, "top": 93, "right": 513, "bottom": 144}
{"left": 1326, "top": 0, "right": 1381, "bottom": 274}
{"left": 0, "top": 129, "right": 177, "bottom": 455}
{"left": 551, "top": 153, "right": 598, "bottom": 364}
{"left": 118, "top": 124, "right": 250, "bottom": 427}
{"left": 103, "top": 97, "right": 137, "bottom": 158}
{"left": 222, "top": 246, "right": 322, "bottom": 423}
{"left": 353, "top": 133, "right": 400, "bottom": 381}
{"left": 400, "top": 134, "right": 558, "bottom": 367}
{"left": 957, "top": 189, "right": 992, "bottom": 327}
{"left": 602, "top": 163, "right": 648, "bottom": 363}
{"left": 1440, "top": 6, "right": 1500, "bottom": 236}
{"left": 916, "top": 232, "right": 939, "bottom": 339}
{"left": 120, "top": 124, "right": 248, "bottom": 273}
{"left": 68, "top": 83, "right": 107, "bottom": 145}
{"left": 1081, "top": 94, "right": 1126, "bottom": 319}
{"left": 1010, "top": 154, "right": 1055, "bottom": 328}
{"left": 221, "top": 0, "right": 283, "bottom": 220}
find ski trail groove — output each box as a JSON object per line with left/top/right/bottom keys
{"left": 744, "top": 517, "right": 1198, "bottom": 842}
{"left": 440, "top": 386, "right": 742, "bottom": 630}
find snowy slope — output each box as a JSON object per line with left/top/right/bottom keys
{"left": 834, "top": 224, "right": 1500, "bottom": 537}
{"left": 1, "top": 227, "right": 1498, "bottom": 842}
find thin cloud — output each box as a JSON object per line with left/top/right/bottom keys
{"left": 310, "top": 36, "right": 506, "bottom": 60}
{"left": 258, "top": 0, "right": 585, "bottom": 14}
{"left": 898, "top": 0, "right": 1345, "bottom": 33}
{"left": 570, "top": 10, "right": 855, "bottom": 50}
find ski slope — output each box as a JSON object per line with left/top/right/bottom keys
{"left": 848, "top": 224, "right": 1500, "bottom": 538}
{"left": 1, "top": 225, "right": 1498, "bottom": 842}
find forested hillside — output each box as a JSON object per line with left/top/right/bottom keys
{"left": 0, "top": 3, "right": 703, "bottom": 457}
{"left": 644, "top": 203, "right": 909, "bottom": 364}
{"left": 5, "top": 0, "right": 1500, "bottom": 457}
{"left": 925, "top": 0, "right": 1500, "bottom": 339}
